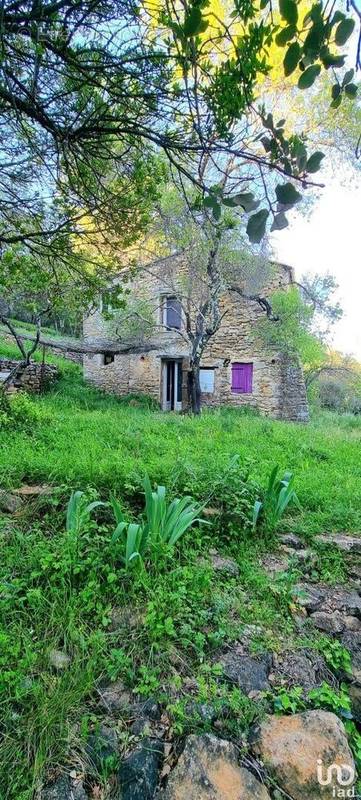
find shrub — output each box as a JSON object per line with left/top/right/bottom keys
{"left": 0, "top": 390, "right": 44, "bottom": 431}
{"left": 319, "top": 378, "right": 347, "bottom": 412}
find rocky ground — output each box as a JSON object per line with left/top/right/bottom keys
{"left": 2, "top": 488, "right": 361, "bottom": 800}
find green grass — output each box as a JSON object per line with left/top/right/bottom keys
{"left": 0, "top": 335, "right": 360, "bottom": 534}
{"left": 1, "top": 337, "right": 361, "bottom": 798}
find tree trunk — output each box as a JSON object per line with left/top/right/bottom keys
{"left": 189, "top": 360, "right": 202, "bottom": 415}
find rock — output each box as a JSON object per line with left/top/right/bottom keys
{"left": 185, "top": 702, "right": 218, "bottom": 724}
{"left": 344, "top": 616, "right": 361, "bottom": 632}
{"left": 260, "top": 554, "right": 290, "bottom": 578}
{"left": 98, "top": 680, "right": 131, "bottom": 713}
{"left": 208, "top": 550, "right": 239, "bottom": 577}
{"left": 271, "top": 650, "right": 327, "bottom": 693}
{"left": 49, "top": 649, "right": 70, "bottom": 670}
{"left": 349, "top": 684, "right": 361, "bottom": 725}
{"left": 251, "top": 710, "right": 355, "bottom": 800}
{"left": 118, "top": 736, "right": 163, "bottom": 800}
{"left": 159, "top": 734, "right": 271, "bottom": 800}
{"left": 109, "top": 605, "right": 145, "bottom": 631}
{"left": 0, "top": 489, "right": 23, "bottom": 514}
{"left": 41, "top": 775, "right": 87, "bottom": 800}
{"left": 41, "top": 776, "right": 71, "bottom": 800}
{"left": 310, "top": 611, "right": 345, "bottom": 634}
{"left": 293, "top": 583, "right": 361, "bottom": 618}
{"left": 295, "top": 549, "right": 317, "bottom": 567}
{"left": 13, "top": 484, "right": 54, "bottom": 497}
{"left": 323, "top": 588, "right": 361, "bottom": 618}
{"left": 127, "top": 697, "right": 161, "bottom": 722}
{"left": 315, "top": 534, "right": 361, "bottom": 554}
{"left": 221, "top": 651, "right": 271, "bottom": 695}
{"left": 86, "top": 724, "right": 118, "bottom": 772}
{"left": 292, "top": 584, "right": 327, "bottom": 612}
{"left": 279, "top": 533, "right": 305, "bottom": 550}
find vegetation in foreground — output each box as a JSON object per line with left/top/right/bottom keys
{"left": 1, "top": 345, "right": 361, "bottom": 798}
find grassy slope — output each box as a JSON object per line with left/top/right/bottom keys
{"left": 1, "top": 337, "right": 361, "bottom": 799}
{"left": 0, "top": 336, "right": 360, "bottom": 535}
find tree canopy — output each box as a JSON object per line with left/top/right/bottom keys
{"left": 0, "top": 0, "right": 359, "bottom": 285}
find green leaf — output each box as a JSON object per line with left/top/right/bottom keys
{"left": 275, "top": 182, "right": 302, "bottom": 205}
{"left": 303, "top": 19, "right": 325, "bottom": 56}
{"left": 275, "top": 25, "right": 296, "bottom": 46}
{"left": 271, "top": 211, "right": 289, "bottom": 231}
{"left": 330, "top": 10, "right": 345, "bottom": 26}
{"left": 342, "top": 68, "right": 354, "bottom": 86}
{"left": 246, "top": 209, "right": 269, "bottom": 243}
{"left": 345, "top": 83, "right": 358, "bottom": 99}
{"left": 298, "top": 64, "right": 321, "bottom": 89}
{"left": 335, "top": 18, "right": 355, "bottom": 46}
{"left": 306, "top": 151, "right": 325, "bottom": 173}
{"left": 222, "top": 192, "right": 259, "bottom": 212}
{"left": 279, "top": 0, "right": 298, "bottom": 26}
{"left": 331, "top": 83, "right": 341, "bottom": 100}
{"left": 330, "top": 94, "right": 342, "bottom": 108}
{"left": 183, "top": 7, "right": 207, "bottom": 37}
{"left": 284, "top": 41, "right": 301, "bottom": 76}
{"left": 321, "top": 51, "right": 345, "bottom": 68}
{"left": 212, "top": 202, "right": 222, "bottom": 221}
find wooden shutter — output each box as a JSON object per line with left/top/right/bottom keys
{"left": 231, "top": 362, "right": 253, "bottom": 393}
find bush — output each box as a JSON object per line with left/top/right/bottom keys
{"left": 319, "top": 378, "right": 346, "bottom": 411}
{"left": 0, "top": 390, "right": 45, "bottom": 432}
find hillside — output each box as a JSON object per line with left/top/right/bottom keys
{"left": 1, "top": 341, "right": 361, "bottom": 799}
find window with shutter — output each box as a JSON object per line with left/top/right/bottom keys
{"left": 165, "top": 297, "right": 182, "bottom": 330}
{"left": 231, "top": 362, "right": 253, "bottom": 393}
{"left": 199, "top": 368, "right": 215, "bottom": 393}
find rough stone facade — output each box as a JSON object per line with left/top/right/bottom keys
{"left": 83, "top": 259, "right": 309, "bottom": 421}
{"left": 0, "top": 358, "right": 59, "bottom": 393}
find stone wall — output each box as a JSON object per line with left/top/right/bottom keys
{"left": 83, "top": 259, "right": 309, "bottom": 422}
{"left": 0, "top": 358, "right": 59, "bottom": 393}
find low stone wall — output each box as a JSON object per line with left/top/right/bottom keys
{"left": 0, "top": 358, "right": 59, "bottom": 393}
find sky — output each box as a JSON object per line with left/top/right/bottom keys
{"left": 271, "top": 176, "right": 361, "bottom": 360}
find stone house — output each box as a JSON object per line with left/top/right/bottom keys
{"left": 83, "top": 257, "right": 309, "bottom": 421}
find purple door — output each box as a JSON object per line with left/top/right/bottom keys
{"left": 231, "top": 362, "right": 253, "bottom": 393}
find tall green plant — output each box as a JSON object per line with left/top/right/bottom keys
{"left": 252, "top": 466, "right": 300, "bottom": 532}
{"left": 143, "top": 475, "right": 205, "bottom": 548}
{"left": 66, "top": 476, "right": 206, "bottom": 572}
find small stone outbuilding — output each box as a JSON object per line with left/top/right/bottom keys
{"left": 83, "top": 258, "right": 309, "bottom": 421}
